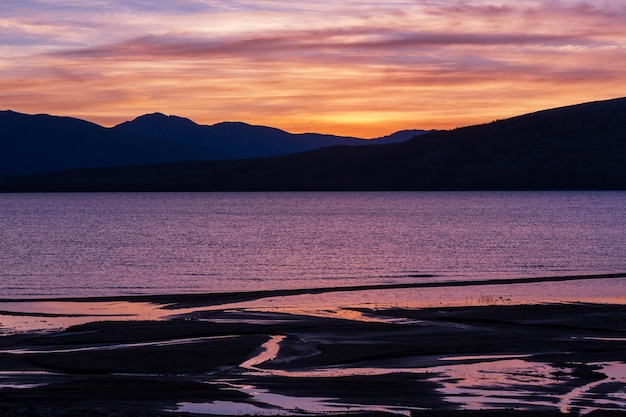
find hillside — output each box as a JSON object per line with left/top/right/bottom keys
{"left": 1, "top": 97, "right": 625, "bottom": 191}
{"left": 114, "top": 113, "right": 422, "bottom": 160}
{"left": 0, "top": 111, "right": 212, "bottom": 176}
{"left": 0, "top": 110, "right": 422, "bottom": 176}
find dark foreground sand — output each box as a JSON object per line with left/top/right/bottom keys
{"left": 1, "top": 293, "right": 625, "bottom": 417}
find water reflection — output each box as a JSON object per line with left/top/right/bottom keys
{"left": 229, "top": 334, "right": 626, "bottom": 414}
{"left": 0, "top": 371, "right": 68, "bottom": 390}
{"left": 176, "top": 382, "right": 414, "bottom": 416}
{"left": 240, "top": 336, "right": 285, "bottom": 370}
{"left": 2, "top": 274, "right": 626, "bottom": 335}
{"left": 559, "top": 362, "right": 626, "bottom": 414}
{"left": 2, "top": 289, "right": 625, "bottom": 414}
{"left": 0, "top": 301, "right": 166, "bottom": 334}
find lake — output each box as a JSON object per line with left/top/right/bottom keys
{"left": 2, "top": 191, "right": 625, "bottom": 414}
{"left": 1, "top": 191, "right": 625, "bottom": 305}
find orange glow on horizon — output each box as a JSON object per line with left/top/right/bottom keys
{"left": 2, "top": 1, "right": 626, "bottom": 137}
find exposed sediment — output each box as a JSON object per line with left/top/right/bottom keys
{"left": 0, "top": 296, "right": 625, "bottom": 416}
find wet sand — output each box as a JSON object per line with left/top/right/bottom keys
{"left": 2, "top": 272, "right": 625, "bottom": 308}
{"left": 1, "top": 288, "right": 626, "bottom": 416}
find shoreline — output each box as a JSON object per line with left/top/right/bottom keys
{"left": 2, "top": 272, "right": 625, "bottom": 307}
{"left": 1, "top": 297, "right": 625, "bottom": 416}
{"left": 2, "top": 272, "right": 626, "bottom": 336}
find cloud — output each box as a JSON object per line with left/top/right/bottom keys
{"left": 424, "top": 0, "right": 626, "bottom": 17}
{"left": 46, "top": 28, "right": 600, "bottom": 63}
{"left": 1, "top": 0, "right": 626, "bottom": 136}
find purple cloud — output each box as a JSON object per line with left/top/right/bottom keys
{"left": 2, "top": 0, "right": 626, "bottom": 136}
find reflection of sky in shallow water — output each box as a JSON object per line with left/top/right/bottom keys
{"left": 430, "top": 359, "right": 563, "bottom": 409}
{"left": 2, "top": 274, "right": 625, "bottom": 334}
{"left": 0, "top": 371, "right": 67, "bottom": 390}
{"left": 0, "top": 301, "right": 166, "bottom": 334}
{"left": 177, "top": 401, "right": 281, "bottom": 416}
{"left": 177, "top": 397, "right": 414, "bottom": 416}
{"left": 181, "top": 357, "right": 626, "bottom": 415}
{"left": 559, "top": 362, "right": 626, "bottom": 414}
{"left": 170, "top": 278, "right": 626, "bottom": 317}
{"left": 177, "top": 382, "right": 415, "bottom": 416}
{"left": 1, "top": 306, "right": 624, "bottom": 414}
{"left": 236, "top": 336, "right": 626, "bottom": 414}
{"left": 0, "top": 335, "right": 235, "bottom": 355}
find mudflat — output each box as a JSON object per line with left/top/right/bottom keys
{"left": 0, "top": 296, "right": 625, "bottom": 416}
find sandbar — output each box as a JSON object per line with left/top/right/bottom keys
{"left": 0, "top": 286, "right": 625, "bottom": 417}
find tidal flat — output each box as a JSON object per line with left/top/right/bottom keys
{"left": 0, "top": 290, "right": 625, "bottom": 417}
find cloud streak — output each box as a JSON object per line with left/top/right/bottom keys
{"left": 50, "top": 29, "right": 591, "bottom": 60}
{"left": 1, "top": 0, "right": 625, "bottom": 136}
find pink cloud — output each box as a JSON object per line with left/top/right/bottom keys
{"left": 49, "top": 28, "right": 594, "bottom": 61}
{"left": 2, "top": 0, "right": 626, "bottom": 136}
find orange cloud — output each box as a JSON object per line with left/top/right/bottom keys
{"left": 1, "top": 1, "right": 625, "bottom": 137}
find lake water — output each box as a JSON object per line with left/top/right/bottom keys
{"left": 1, "top": 191, "right": 625, "bottom": 415}
{"left": 0, "top": 191, "right": 625, "bottom": 304}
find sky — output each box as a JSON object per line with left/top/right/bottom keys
{"left": 1, "top": 1, "right": 625, "bottom": 137}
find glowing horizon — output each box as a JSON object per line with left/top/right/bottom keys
{"left": 2, "top": 1, "right": 625, "bottom": 137}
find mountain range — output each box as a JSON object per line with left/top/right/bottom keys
{"left": 0, "top": 110, "right": 424, "bottom": 177}
{"left": 1, "top": 96, "right": 625, "bottom": 191}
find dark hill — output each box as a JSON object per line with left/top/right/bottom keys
{"left": 0, "top": 110, "right": 422, "bottom": 176}
{"left": 114, "top": 113, "right": 423, "bottom": 159}
{"left": 0, "top": 111, "right": 212, "bottom": 176}
{"left": 1, "top": 97, "right": 625, "bottom": 191}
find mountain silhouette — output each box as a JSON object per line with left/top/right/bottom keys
{"left": 0, "top": 111, "right": 209, "bottom": 176}
{"left": 0, "top": 111, "right": 424, "bottom": 176}
{"left": 1, "top": 96, "right": 625, "bottom": 191}
{"left": 114, "top": 113, "right": 423, "bottom": 159}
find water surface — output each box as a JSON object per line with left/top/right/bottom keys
{"left": 0, "top": 191, "right": 624, "bottom": 300}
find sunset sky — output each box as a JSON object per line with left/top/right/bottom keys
{"left": 2, "top": 1, "right": 625, "bottom": 137}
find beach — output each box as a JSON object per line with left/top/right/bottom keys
{"left": 1, "top": 285, "right": 626, "bottom": 416}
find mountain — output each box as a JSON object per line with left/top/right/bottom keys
{"left": 1, "top": 96, "right": 625, "bottom": 191}
{"left": 0, "top": 110, "right": 216, "bottom": 176}
{"left": 371, "top": 129, "right": 434, "bottom": 145}
{"left": 113, "top": 113, "right": 424, "bottom": 159}
{"left": 0, "top": 111, "right": 424, "bottom": 177}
